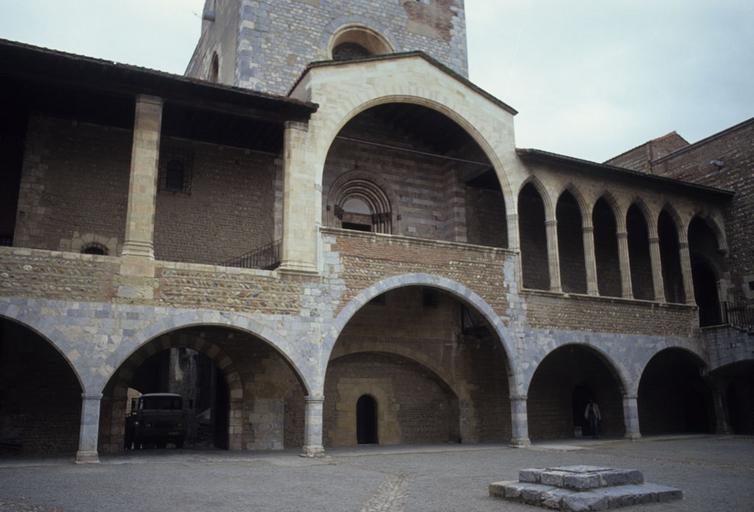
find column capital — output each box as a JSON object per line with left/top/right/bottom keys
{"left": 305, "top": 395, "right": 325, "bottom": 405}
{"left": 545, "top": 219, "right": 557, "bottom": 227}
{"left": 616, "top": 230, "right": 628, "bottom": 239}
{"left": 582, "top": 225, "right": 594, "bottom": 233}
{"left": 81, "top": 393, "right": 103, "bottom": 401}
{"left": 136, "top": 94, "right": 163, "bottom": 107}
{"left": 284, "top": 120, "right": 309, "bottom": 132}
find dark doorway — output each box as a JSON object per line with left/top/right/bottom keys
{"left": 691, "top": 258, "right": 721, "bottom": 326}
{"left": 572, "top": 383, "right": 593, "bottom": 436}
{"left": 356, "top": 395, "right": 378, "bottom": 444}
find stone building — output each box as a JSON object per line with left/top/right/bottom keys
{"left": 0, "top": 0, "right": 752, "bottom": 462}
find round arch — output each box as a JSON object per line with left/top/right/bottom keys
{"left": 101, "top": 311, "right": 314, "bottom": 396}
{"left": 637, "top": 346, "right": 714, "bottom": 435}
{"left": 0, "top": 312, "right": 85, "bottom": 391}
{"left": 321, "top": 273, "right": 519, "bottom": 393}
{"left": 328, "top": 24, "right": 394, "bottom": 59}
{"left": 525, "top": 343, "right": 629, "bottom": 440}
{"left": 316, "top": 94, "right": 514, "bottom": 211}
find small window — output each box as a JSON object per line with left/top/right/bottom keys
{"left": 333, "top": 42, "right": 372, "bottom": 61}
{"left": 159, "top": 141, "right": 193, "bottom": 194}
{"left": 165, "top": 160, "right": 185, "bottom": 192}
{"left": 81, "top": 243, "right": 108, "bottom": 256}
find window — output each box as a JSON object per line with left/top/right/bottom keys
{"left": 159, "top": 141, "right": 193, "bottom": 194}
{"left": 329, "top": 25, "right": 393, "bottom": 61}
{"left": 209, "top": 53, "right": 219, "bottom": 83}
{"left": 331, "top": 178, "right": 393, "bottom": 234}
{"left": 81, "top": 243, "right": 108, "bottom": 256}
{"left": 165, "top": 160, "right": 185, "bottom": 192}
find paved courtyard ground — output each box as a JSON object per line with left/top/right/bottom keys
{"left": 0, "top": 436, "right": 752, "bottom": 512}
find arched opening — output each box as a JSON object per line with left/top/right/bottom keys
{"left": 718, "top": 361, "right": 754, "bottom": 435}
{"left": 556, "top": 190, "right": 586, "bottom": 293}
{"left": 99, "top": 326, "right": 307, "bottom": 454}
{"left": 323, "top": 103, "right": 507, "bottom": 247}
{"left": 688, "top": 216, "right": 725, "bottom": 326}
{"left": 658, "top": 209, "right": 685, "bottom": 303}
{"left": 519, "top": 183, "right": 549, "bottom": 290}
{"left": 626, "top": 204, "right": 653, "bottom": 300}
{"left": 329, "top": 26, "right": 393, "bottom": 61}
{"left": 356, "top": 395, "right": 378, "bottom": 444}
{"left": 638, "top": 348, "right": 714, "bottom": 435}
{"left": 81, "top": 242, "right": 108, "bottom": 255}
{"left": 593, "top": 197, "right": 621, "bottom": 297}
{"left": 0, "top": 318, "right": 82, "bottom": 456}
{"left": 324, "top": 286, "right": 511, "bottom": 447}
{"left": 527, "top": 345, "right": 625, "bottom": 440}
{"left": 209, "top": 52, "right": 219, "bottom": 83}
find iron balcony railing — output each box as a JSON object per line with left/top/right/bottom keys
{"left": 723, "top": 301, "right": 754, "bottom": 333}
{"left": 222, "top": 240, "right": 281, "bottom": 270}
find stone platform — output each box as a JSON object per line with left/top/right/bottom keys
{"left": 489, "top": 465, "right": 682, "bottom": 511}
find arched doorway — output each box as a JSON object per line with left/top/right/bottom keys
{"left": 323, "top": 285, "right": 511, "bottom": 447}
{"left": 688, "top": 216, "right": 725, "bottom": 326}
{"left": 638, "top": 348, "right": 714, "bottom": 435}
{"left": 0, "top": 318, "right": 82, "bottom": 456}
{"left": 527, "top": 345, "right": 625, "bottom": 440}
{"left": 99, "top": 326, "right": 307, "bottom": 454}
{"left": 356, "top": 395, "right": 378, "bottom": 444}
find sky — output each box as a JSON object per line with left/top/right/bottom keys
{"left": 1, "top": 0, "right": 752, "bottom": 162}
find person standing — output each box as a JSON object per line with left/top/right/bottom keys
{"left": 584, "top": 400, "right": 601, "bottom": 439}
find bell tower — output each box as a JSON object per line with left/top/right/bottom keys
{"left": 186, "top": 0, "right": 469, "bottom": 95}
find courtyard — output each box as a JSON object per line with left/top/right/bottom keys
{"left": 0, "top": 436, "right": 752, "bottom": 511}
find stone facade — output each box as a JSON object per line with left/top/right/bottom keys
{"left": 0, "top": 1, "right": 752, "bottom": 463}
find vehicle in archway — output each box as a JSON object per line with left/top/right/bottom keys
{"left": 125, "top": 393, "right": 187, "bottom": 450}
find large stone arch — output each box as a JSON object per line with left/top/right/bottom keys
{"left": 0, "top": 308, "right": 85, "bottom": 392}
{"left": 99, "top": 310, "right": 314, "bottom": 396}
{"left": 320, "top": 273, "right": 520, "bottom": 395}
{"left": 631, "top": 341, "right": 707, "bottom": 396}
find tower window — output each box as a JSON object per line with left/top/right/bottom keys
{"left": 333, "top": 43, "right": 372, "bottom": 61}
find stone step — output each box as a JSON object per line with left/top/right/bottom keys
{"left": 519, "top": 465, "right": 644, "bottom": 491}
{"left": 489, "top": 480, "right": 682, "bottom": 511}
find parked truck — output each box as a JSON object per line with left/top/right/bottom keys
{"left": 125, "top": 393, "right": 187, "bottom": 450}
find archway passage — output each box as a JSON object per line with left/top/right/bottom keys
{"left": 323, "top": 103, "right": 507, "bottom": 247}
{"left": 556, "top": 190, "right": 587, "bottom": 293}
{"left": 519, "top": 183, "right": 549, "bottom": 290}
{"left": 0, "top": 318, "right": 82, "bottom": 456}
{"left": 658, "top": 210, "right": 685, "bottom": 303}
{"left": 324, "top": 286, "right": 511, "bottom": 447}
{"left": 356, "top": 395, "right": 378, "bottom": 444}
{"left": 722, "top": 362, "right": 754, "bottom": 435}
{"left": 99, "top": 326, "right": 307, "bottom": 454}
{"left": 527, "top": 345, "right": 625, "bottom": 440}
{"left": 638, "top": 349, "right": 714, "bottom": 435}
{"left": 593, "top": 198, "right": 621, "bottom": 297}
{"left": 688, "top": 216, "right": 725, "bottom": 326}
{"left": 626, "top": 204, "right": 653, "bottom": 300}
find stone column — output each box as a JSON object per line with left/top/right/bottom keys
{"left": 302, "top": 395, "right": 325, "bottom": 457}
{"left": 510, "top": 395, "right": 531, "bottom": 447}
{"left": 545, "top": 219, "right": 562, "bottom": 292}
{"left": 121, "top": 95, "right": 163, "bottom": 259}
{"left": 679, "top": 238, "right": 696, "bottom": 305}
{"left": 507, "top": 212, "right": 520, "bottom": 251}
{"left": 76, "top": 393, "right": 102, "bottom": 464}
{"left": 622, "top": 395, "right": 641, "bottom": 440}
{"left": 648, "top": 236, "right": 666, "bottom": 302}
{"left": 582, "top": 224, "right": 599, "bottom": 295}
{"left": 281, "top": 121, "right": 318, "bottom": 274}
{"left": 617, "top": 230, "right": 633, "bottom": 299}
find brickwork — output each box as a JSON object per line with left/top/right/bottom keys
{"left": 189, "top": 0, "right": 468, "bottom": 94}
{"left": 0, "top": 320, "right": 82, "bottom": 455}
{"left": 465, "top": 187, "right": 508, "bottom": 248}
{"left": 13, "top": 116, "right": 131, "bottom": 254}
{"left": 155, "top": 138, "right": 277, "bottom": 265}
{"left": 324, "top": 352, "right": 460, "bottom": 447}
{"left": 606, "top": 132, "right": 689, "bottom": 172}
{"left": 523, "top": 290, "right": 697, "bottom": 337}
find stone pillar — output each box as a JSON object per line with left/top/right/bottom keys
{"left": 648, "top": 236, "right": 666, "bottom": 302}
{"left": 622, "top": 395, "right": 641, "bottom": 440}
{"left": 617, "top": 230, "right": 633, "bottom": 299}
{"left": 121, "top": 95, "right": 163, "bottom": 259}
{"left": 510, "top": 395, "right": 531, "bottom": 447}
{"left": 507, "top": 212, "right": 519, "bottom": 251}
{"left": 302, "top": 395, "right": 325, "bottom": 457}
{"left": 679, "top": 239, "right": 696, "bottom": 305}
{"left": 76, "top": 393, "right": 102, "bottom": 464}
{"left": 545, "top": 219, "right": 562, "bottom": 292}
{"left": 582, "top": 224, "right": 599, "bottom": 295}
{"left": 281, "top": 121, "right": 318, "bottom": 274}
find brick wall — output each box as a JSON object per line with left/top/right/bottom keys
{"left": 652, "top": 119, "right": 753, "bottom": 301}
{"left": 0, "top": 320, "right": 82, "bottom": 455}
{"left": 154, "top": 138, "right": 277, "bottom": 265}
{"left": 13, "top": 115, "right": 131, "bottom": 254}
{"left": 465, "top": 187, "right": 508, "bottom": 248}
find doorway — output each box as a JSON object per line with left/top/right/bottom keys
{"left": 356, "top": 395, "right": 378, "bottom": 444}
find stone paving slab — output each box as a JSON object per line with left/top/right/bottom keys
{"left": 519, "top": 466, "right": 644, "bottom": 490}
